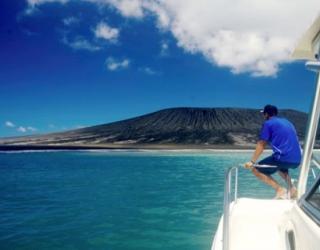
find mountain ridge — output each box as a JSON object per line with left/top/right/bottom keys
{"left": 0, "top": 107, "right": 309, "bottom": 148}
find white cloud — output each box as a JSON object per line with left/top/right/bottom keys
{"left": 26, "top": 0, "right": 320, "bottom": 76}
{"left": 63, "top": 16, "right": 79, "bottom": 26}
{"left": 145, "top": 0, "right": 319, "bottom": 76}
{"left": 5, "top": 121, "right": 37, "bottom": 133}
{"left": 94, "top": 22, "right": 119, "bottom": 42}
{"left": 27, "top": 126, "right": 37, "bottom": 132}
{"left": 107, "top": 0, "right": 144, "bottom": 18}
{"left": 160, "top": 40, "right": 169, "bottom": 56}
{"left": 27, "top": 0, "right": 144, "bottom": 17}
{"left": 17, "top": 126, "right": 27, "bottom": 133}
{"left": 62, "top": 36, "right": 101, "bottom": 51}
{"left": 17, "top": 126, "right": 38, "bottom": 133}
{"left": 26, "top": 0, "right": 68, "bottom": 14}
{"left": 27, "top": 0, "right": 68, "bottom": 7}
{"left": 5, "top": 121, "right": 16, "bottom": 128}
{"left": 106, "top": 57, "right": 130, "bottom": 71}
{"left": 75, "top": 125, "right": 85, "bottom": 129}
{"left": 140, "top": 67, "right": 159, "bottom": 75}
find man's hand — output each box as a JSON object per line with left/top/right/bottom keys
{"left": 244, "top": 161, "right": 254, "bottom": 170}
{"left": 244, "top": 140, "right": 266, "bottom": 170}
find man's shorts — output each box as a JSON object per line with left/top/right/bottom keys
{"left": 256, "top": 155, "right": 300, "bottom": 175}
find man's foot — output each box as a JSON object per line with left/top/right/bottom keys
{"left": 289, "top": 187, "right": 297, "bottom": 199}
{"left": 274, "top": 187, "right": 288, "bottom": 199}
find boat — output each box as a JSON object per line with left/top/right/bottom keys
{"left": 211, "top": 15, "right": 320, "bottom": 250}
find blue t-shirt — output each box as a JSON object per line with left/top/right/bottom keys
{"left": 260, "top": 117, "right": 301, "bottom": 164}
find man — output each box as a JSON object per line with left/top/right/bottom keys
{"left": 245, "top": 105, "right": 302, "bottom": 199}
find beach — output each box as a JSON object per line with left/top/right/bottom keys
{"left": 0, "top": 143, "right": 257, "bottom": 152}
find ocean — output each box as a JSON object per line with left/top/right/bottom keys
{"left": 0, "top": 150, "right": 297, "bottom": 250}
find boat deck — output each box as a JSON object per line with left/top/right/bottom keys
{"left": 212, "top": 198, "right": 294, "bottom": 250}
{"left": 230, "top": 198, "right": 293, "bottom": 250}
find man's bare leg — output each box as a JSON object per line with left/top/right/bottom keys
{"left": 278, "top": 171, "right": 297, "bottom": 198}
{"left": 252, "top": 168, "right": 286, "bottom": 198}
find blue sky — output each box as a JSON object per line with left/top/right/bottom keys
{"left": 0, "top": 0, "right": 318, "bottom": 137}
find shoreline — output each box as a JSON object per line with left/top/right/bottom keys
{"left": 1, "top": 144, "right": 318, "bottom": 153}
{"left": 0, "top": 143, "right": 257, "bottom": 152}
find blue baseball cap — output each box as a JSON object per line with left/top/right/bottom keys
{"left": 260, "top": 105, "right": 278, "bottom": 116}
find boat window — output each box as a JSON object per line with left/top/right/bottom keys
{"left": 306, "top": 180, "right": 320, "bottom": 210}
{"left": 307, "top": 154, "right": 320, "bottom": 191}
{"left": 301, "top": 175, "right": 320, "bottom": 225}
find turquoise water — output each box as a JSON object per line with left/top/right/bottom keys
{"left": 0, "top": 150, "right": 296, "bottom": 250}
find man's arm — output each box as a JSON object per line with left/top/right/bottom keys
{"left": 244, "top": 140, "right": 267, "bottom": 169}
{"left": 251, "top": 140, "right": 267, "bottom": 163}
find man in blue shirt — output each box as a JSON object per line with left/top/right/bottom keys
{"left": 245, "top": 105, "right": 302, "bottom": 199}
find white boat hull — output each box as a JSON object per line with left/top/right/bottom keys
{"left": 211, "top": 198, "right": 320, "bottom": 250}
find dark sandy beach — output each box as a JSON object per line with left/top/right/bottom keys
{"left": 0, "top": 143, "right": 257, "bottom": 151}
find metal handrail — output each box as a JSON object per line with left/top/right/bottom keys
{"left": 222, "top": 163, "right": 292, "bottom": 250}
{"left": 222, "top": 166, "right": 239, "bottom": 250}
{"left": 220, "top": 158, "right": 320, "bottom": 250}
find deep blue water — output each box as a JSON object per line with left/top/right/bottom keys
{"left": 0, "top": 150, "right": 294, "bottom": 250}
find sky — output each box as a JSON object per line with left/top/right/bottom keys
{"left": 0, "top": 0, "right": 319, "bottom": 137}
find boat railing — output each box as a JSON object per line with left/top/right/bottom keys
{"left": 222, "top": 165, "right": 239, "bottom": 250}
{"left": 222, "top": 163, "right": 295, "bottom": 250}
